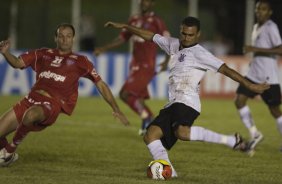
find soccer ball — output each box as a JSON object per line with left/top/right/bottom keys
{"left": 147, "top": 160, "right": 172, "bottom": 180}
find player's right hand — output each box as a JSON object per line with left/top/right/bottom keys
{"left": 249, "top": 83, "right": 270, "bottom": 94}
{"left": 112, "top": 111, "right": 130, "bottom": 126}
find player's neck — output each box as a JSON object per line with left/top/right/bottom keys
{"left": 57, "top": 49, "right": 72, "bottom": 55}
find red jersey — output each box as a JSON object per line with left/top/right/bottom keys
{"left": 20, "top": 48, "right": 101, "bottom": 115}
{"left": 120, "top": 12, "right": 169, "bottom": 71}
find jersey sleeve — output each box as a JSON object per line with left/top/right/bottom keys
{"left": 268, "top": 24, "right": 282, "bottom": 47}
{"left": 81, "top": 56, "right": 101, "bottom": 83}
{"left": 153, "top": 34, "right": 178, "bottom": 55}
{"left": 195, "top": 46, "right": 224, "bottom": 72}
{"left": 19, "top": 49, "right": 43, "bottom": 71}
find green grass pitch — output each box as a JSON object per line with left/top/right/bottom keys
{"left": 0, "top": 95, "right": 281, "bottom": 184}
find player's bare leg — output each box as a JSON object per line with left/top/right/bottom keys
{"left": 0, "top": 109, "right": 20, "bottom": 166}
{"left": 0, "top": 109, "right": 19, "bottom": 149}
{"left": 144, "top": 125, "right": 178, "bottom": 177}
{"left": 0, "top": 105, "right": 46, "bottom": 166}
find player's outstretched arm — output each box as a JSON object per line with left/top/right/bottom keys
{"left": 0, "top": 40, "right": 25, "bottom": 68}
{"left": 95, "top": 80, "right": 130, "bottom": 126}
{"left": 218, "top": 63, "right": 270, "bottom": 93}
{"left": 93, "top": 37, "right": 125, "bottom": 56}
{"left": 244, "top": 45, "right": 282, "bottom": 55}
{"left": 104, "top": 21, "right": 155, "bottom": 41}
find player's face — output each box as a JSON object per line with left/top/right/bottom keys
{"left": 179, "top": 25, "right": 200, "bottom": 48}
{"left": 255, "top": 2, "right": 272, "bottom": 24}
{"left": 140, "top": 0, "right": 154, "bottom": 13}
{"left": 55, "top": 27, "right": 74, "bottom": 53}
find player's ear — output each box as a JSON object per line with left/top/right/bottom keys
{"left": 197, "top": 31, "right": 201, "bottom": 38}
{"left": 269, "top": 9, "right": 273, "bottom": 16}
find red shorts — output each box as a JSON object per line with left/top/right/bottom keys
{"left": 121, "top": 66, "right": 155, "bottom": 99}
{"left": 13, "top": 91, "right": 62, "bottom": 131}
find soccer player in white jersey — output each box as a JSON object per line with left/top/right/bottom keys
{"left": 235, "top": 0, "right": 282, "bottom": 152}
{"left": 103, "top": 17, "right": 269, "bottom": 177}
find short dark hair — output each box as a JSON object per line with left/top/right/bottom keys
{"left": 181, "top": 16, "right": 201, "bottom": 32}
{"left": 257, "top": 0, "right": 272, "bottom": 9}
{"left": 55, "top": 23, "right": 75, "bottom": 37}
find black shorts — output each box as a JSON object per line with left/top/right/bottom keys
{"left": 148, "top": 103, "right": 200, "bottom": 150}
{"left": 236, "top": 77, "right": 281, "bottom": 106}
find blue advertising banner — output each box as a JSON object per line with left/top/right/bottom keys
{"left": 0, "top": 51, "right": 169, "bottom": 98}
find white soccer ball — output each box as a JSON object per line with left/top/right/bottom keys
{"left": 147, "top": 160, "right": 172, "bottom": 180}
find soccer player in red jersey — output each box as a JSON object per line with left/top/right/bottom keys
{"left": 0, "top": 23, "right": 129, "bottom": 166}
{"left": 94, "top": 0, "right": 170, "bottom": 135}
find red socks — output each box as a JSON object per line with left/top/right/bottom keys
{"left": 5, "top": 124, "right": 30, "bottom": 153}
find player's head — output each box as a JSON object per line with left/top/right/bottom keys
{"left": 179, "top": 17, "right": 201, "bottom": 48}
{"left": 255, "top": 0, "right": 272, "bottom": 24}
{"left": 140, "top": 0, "right": 155, "bottom": 14}
{"left": 54, "top": 23, "right": 75, "bottom": 53}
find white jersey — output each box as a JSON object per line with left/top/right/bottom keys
{"left": 153, "top": 34, "right": 224, "bottom": 112}
{"left": 247, "top": 20, "right": 282, "bottom": 84}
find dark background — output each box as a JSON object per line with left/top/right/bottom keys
{"left": 0, "top": 0, "right": 281, "bottom": 54}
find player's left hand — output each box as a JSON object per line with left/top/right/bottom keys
{"left": 249, "top": 83, "right": 270, "bottom": 94}
{"left": 112, "top": 111, "right": 130, "bottom": 126}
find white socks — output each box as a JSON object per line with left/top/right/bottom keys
{"left": 147, "top": 140, "right": 177, "bottom": 177}
{"left": 239, "top": 106, "right": 258, "bottom": 138}
{"left": 190, "top": 126, "right": 236, "bottom": 148}
{"left": 276, "top": 116, "right": 282, "bottom": 135}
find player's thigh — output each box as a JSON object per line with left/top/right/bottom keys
{"left": 22, "top": 105, "right": 46, "bottom": 127}
{"left": 0, "top": 108, "right": 19, "bottom": 137}
{"left": 122, "top": 69, "right": 154, "bottom": 94}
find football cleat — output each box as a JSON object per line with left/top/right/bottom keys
{"left": 248, "top": 131, "right": 264, "bottom": 150}
{"left": 0, "top": 148, "right": 18, "bottom": 167}
{"left": 138, "top": 117, "right": 152, "bottom": 136}
{"left": 233, "top": 133, "right": 247, "bottom": 151}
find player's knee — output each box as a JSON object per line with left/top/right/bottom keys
{"left": 234, "top": 97, "right": 245, "bottom": 109}
{"left": 143, "top": 126, "right": 162, "bottom": 144}
{"left": 269, "top": 106, "right": 282, "bottom": 118}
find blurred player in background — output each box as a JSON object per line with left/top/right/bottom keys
{"left": 94, "top": 0, "right": 170, "bottom": 135}
{"left": 102, "top": 16, "right": 269, "bottom": 177}
{"left": 0, "top": 23, "right": 129, "bottom": 167}
{"left": 234, "top": 0, "right": 282, "bottom": 152}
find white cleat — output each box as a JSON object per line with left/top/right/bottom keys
{"left": 0, "top": 148, "right": 18, "bottom": 167}
{"left": 248, "top": 131, "right": 264, "bottom": 150}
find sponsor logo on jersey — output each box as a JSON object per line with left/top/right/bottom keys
{"left": 178, "top": 53, "right": 186, "bottom": 62}
{"left": 51, "top": 56, "right": 63, "bottom": 67}
{"left": 39, "top": 70, "right": 66, "bottom": 82}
